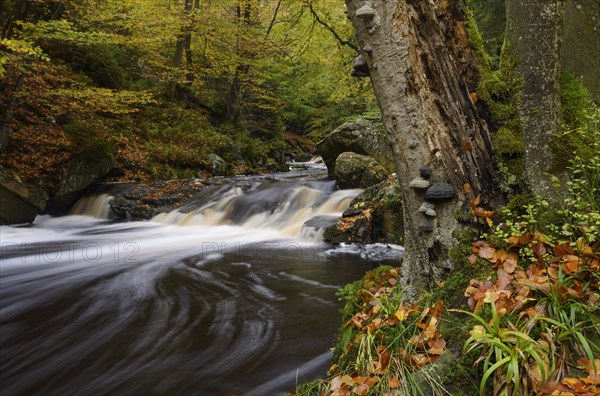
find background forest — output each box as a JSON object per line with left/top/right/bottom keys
{"left": 1, "top": 0, "right": 376, "bottom": 187}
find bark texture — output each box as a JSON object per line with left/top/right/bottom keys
{"left": 345, "top": 0, "right": 496, "bottom": 298}
{"left": 562, "top": 0, "right": 600, "bottom": 104}
{"left": 505, "top": 0, "right": 565, "bottom": 200}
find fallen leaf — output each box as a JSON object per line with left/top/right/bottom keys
{"left": 533, "top": 242, "right": 547, "bottom": 260}
{"left": 352, "top": 383, "right": 369, "bottom": 395}
{"left": 502, "top": 254, "right": 518, "bottom": 274}
{"left": 479, "top": 246, "right": 496, "bottom": 261}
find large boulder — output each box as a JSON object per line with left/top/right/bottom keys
{"left": 209, "top": 153, "right": 228, "bottom": 176}
{"left": 0, "top": 166, "right": 48, "bottom": 225}
{"left": 334, "top": 152, "right": 387, "bottom": 189}
{"left": 53, "top": 149, "right": 114, "bottom": 209}
{"left": 316, "top": 118, "right": 395, "bottom": 177}
{"left": 324, "top": 174, "right": 404, "bottom": 245}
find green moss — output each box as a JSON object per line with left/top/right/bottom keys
{"left": 493, "top": 126, "right": 524, "bottom": 157}
{"left": 465, "top": 6, "right": 526, "bottom": 195}
{"left": 551, "top": 72, "right": 598, "bottom": 173}
{"left": 560, "top": 71, "right": 595, "bottom": 130}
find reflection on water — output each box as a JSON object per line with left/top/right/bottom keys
{"left": 1, "top": 170, "right": 403, "bottom": 395}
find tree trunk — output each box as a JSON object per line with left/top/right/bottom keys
{"left": 562, "top": 0, "right": 600, "bottom": 104}
{"left": 225, "top": 0, "right": 257, "bottom": 123}
{"left": 171, "top": 0, "right": 194, "bottom": 100}
{"left": 505, "top": 0, "right": 565, "bottom": 201}
{"left": 0, "top": 72, "right": 25, "bottom": 153}
{"left": 345, "top": 0, "right": 497, "bottom": 299}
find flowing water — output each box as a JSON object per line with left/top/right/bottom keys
{"left": 0, "top": 161, "right": 403, "bottom": 395}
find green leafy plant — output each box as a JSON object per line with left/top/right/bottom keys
{"left": 461, "top": 303, "right": 556, "bottom": 396}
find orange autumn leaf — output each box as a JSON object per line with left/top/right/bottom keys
{"left": 352, "top": 383, "right": 369, "bottom": 395}
{"left": 330, "top": 376, "right": 344, "bottom": 391}
{"left": 478, "top": 246, "right": 496, "bottom": 261}
{"left": 411, "top": 353, "right": 431, "bottom": 367}
{"left": 507, "top": 235, "right": 521, "bottom": 245}
{"left": 389, "top": 377, "right": 399, "bottom": 389}
{"left": 431, "top": 300, "right": 444, "bottom": 319}
{"left": 533, "top": 241, "right": 547, "bottom": 260}
{"left": 428, "top": 338, "right": 446, "bottom": 355}
{"left": 562, "top": 259, "right": 580, "bottom": 275}
{"left": 502, "top": 254, "right": 519, "bottom": 273}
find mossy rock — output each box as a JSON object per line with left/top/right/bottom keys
{"left": 334, "top": 152, "right": 387, "bottom": 189}
{"left": 324, "top": 174, "right": 403, "bottom": 244}
{"left": 0, "top": 166, "right": 48, "bottom": 225}
{"left": 53, "top": 149, "right": 114, "bottom": 209}
{"left": 316, "top": 118, "right": 395, "bottom": 178}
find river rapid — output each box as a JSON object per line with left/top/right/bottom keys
{"left": 0, "top": 161, "right": 402, "bottom": 395}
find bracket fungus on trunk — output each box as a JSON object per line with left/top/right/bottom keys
{"left": 351, "top": 53, "right": 370, "bottom": 77}
{"left": 355, "top": 2, "right": 375, "bottom": 19}
{"left": 409, "top": 176, "right": 431, "bottom": 189}
{"left": 354, "top": 1, "right": 380, "bottom": 33}
{"left": 418, "top": 201, "right": 437, "bottom": 217}
{"left": 424, "top": 181, "right": 455, "bottom": 202}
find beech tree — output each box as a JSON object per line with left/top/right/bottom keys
{"left": 344, "top": 0, "right": 498, "bottom": 297}
{"left": 505, "top": 0, "right": 566, "bottom": 201}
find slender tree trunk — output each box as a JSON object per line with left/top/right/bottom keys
{"left": 345, "top": 0, "right": 497, "bottom": 299}
{"left": 225, "top": 0, "right": 257, "bottom": 123}
{"left": 1, "top": 72, "right": 25, "bottom": 153}
{"left": 505, "top": 0, "right": 566, "bottom": 201}
{"left": 171, "top": 0, "right": 194, "bottom": 100}
{"left": 562, "top": 0, "right": 600, "bottom": 104}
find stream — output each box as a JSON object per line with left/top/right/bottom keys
{"left": 0, "top": 161, "right": 403, "bottom": 395}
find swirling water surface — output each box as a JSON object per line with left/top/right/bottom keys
{"left": 1, "top": 174, "right": 403, "bottom": 395}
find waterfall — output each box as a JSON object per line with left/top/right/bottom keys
{"left": 152, "top": 181, "right": 360, "bottom": 242}
{"left": 70, "top": 193, "right": 114, "bottom": 219}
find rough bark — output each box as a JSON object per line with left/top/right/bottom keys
{"left": 505, "top": 0, "right": 565, "bottom": 201}
{"left": 345, "top": 0, "right": 496, "bottom": 299}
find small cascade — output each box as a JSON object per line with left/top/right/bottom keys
{"left": 70, "top": 193, "right": 114, "bottom": 219}
{"left": 152, "top": 180, "right": 360, "bottom": 241}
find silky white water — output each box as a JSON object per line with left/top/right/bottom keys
{"left": 1, "top": 167, "right": 403, "bottom": 395}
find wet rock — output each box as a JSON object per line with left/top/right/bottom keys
{"left": 424, "top": 181, "right": 455, "bottom": 202}
{"left": 209, "top": 153, "right": 228, "bottom": 176}
{"left": 324, "top": 174, "right": 403, "bottom": 245}
{"left": 53, "top": 149, "right": 114, "bottom": 210}
{"left": 283, "top": 132, "right": 316, "bottom": 162}
{"left": 316, "top": 118, "right": 395, "bottom": 178}
{"left": 334, "top": 152, "right": 387, "bottom": 189}
{"left": 108, "top": 179, "right": 208, "bottom": 220}
{"left": 0, "top": 166, "right": 48, "bottom": 225}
